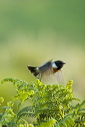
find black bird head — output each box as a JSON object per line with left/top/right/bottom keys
{"left": 54, "top": 60, "right": 65, "bottom": 70}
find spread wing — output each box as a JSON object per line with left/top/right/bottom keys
{"left": 39, "top": 59, "right": 53, "bottom": 73}
{"left": 39, "top": 59, "right": 53, "bottom": 67}
{"left": 39, "top": 69, "right": 64, "bottom": 85}
{"left": 53, "top": 70, "right": 64, "bottom": 84}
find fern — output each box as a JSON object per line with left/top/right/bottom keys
{"left": 17, "top": 106, "right": 33, "bottom": 116}
{"left": 0, "top": 78, "right": 85, "bottom": 127}
{"left": 55, "top": 115, "right": 75, "bottom": 127}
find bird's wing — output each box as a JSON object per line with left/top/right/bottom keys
{"left": 40, "top": 69, "right": 64, "bottom": 85}
{"left": 39, "top": 59, "right": 53, "bottom": 73}
{"left": 40, "top": 59, "right": 53, "bottom": 67}
{"left": 53, "top": 70, "right": 64, "bottom": 84}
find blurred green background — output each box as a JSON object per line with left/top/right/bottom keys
{"left": 0, "top": 0, "right": 85, "bottom": 119}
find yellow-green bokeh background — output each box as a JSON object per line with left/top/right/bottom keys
{"left": 0, "top": 0, "right": 85, "bottom": 117}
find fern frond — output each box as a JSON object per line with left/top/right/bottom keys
{"left": 0, "top": 106, "right": 11, "bottom": 111}
{"left": 18, "top": 113, "right": 35, "bottom": 119}
{"left": 1, "top": 78, "right": 20, "bottom": 84}
{"left": 37, "top": 118, "right": 56, "bottom": 127}
{"left": 55, "top": 116, "right": 74, "bottom": 127}
{"left": 1, "top": 78, "right": 29, "bottom": 88}
{"left": 17, "top": 106, "right": 33, "bottom": 116}
{"left": 1, "top": 78, "right": 85, "bottom": 126}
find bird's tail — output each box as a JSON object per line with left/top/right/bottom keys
{"left": 27, "top": 66, "right": 39, "bottom": 77}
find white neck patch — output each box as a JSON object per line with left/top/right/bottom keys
{"left": 52, "top": 62, "right": 58, "bottom": 68}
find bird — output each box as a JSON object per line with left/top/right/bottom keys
{"left": 27, "top": 59, "right": 65, "bottom": 85}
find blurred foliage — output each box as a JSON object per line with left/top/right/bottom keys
{"left": 0, "top": 78, "right": 85, "bottom": 127}
{"left": 0, "top": 0, "right": 85, "bottom": 42}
